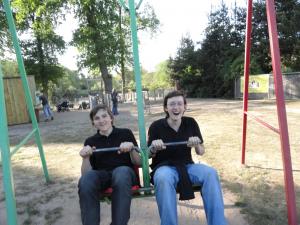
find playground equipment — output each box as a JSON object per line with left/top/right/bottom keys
{"left": 241, "top": 0, "right": 298, "bottom": 224}
{"left": 0, "top": 0, "right": 50, "bottom": 224}
{"left": 94, "top": 141, "right": 202, "bottom": 202}
{"left": 1, "top": 0, "right": 298, "bottom": 224}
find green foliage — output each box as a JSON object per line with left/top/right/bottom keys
{"left": 0, "top": 60, "right": 19, "bottom": 77}
{"left": 252, "top": 0, "right": 300, "bottom": 72}
{"left": 168, "top": 4, "right": 241, "bottom": 97}
{"left": 276, "top": 0, "right": 300, "bottom": 70}
{"left": 0, "top": 4, "right": 11, "bottom": 58}
{"left": 136, "top": 3, "right": 160, "bottom": 34}
{"left": 71, "top": 0, "right": 159, "bottom": 93}
{"left": 143, "top": 61, "right": 171, "bottom": 90}
{"left": 168, "top": 36, "right": 201, "bottom": 96}
{"left": 72, "top": 0, "right": 120, "bottom": 70}
{"left": 251, "top": 1, "right": 271, "bottom": 73}
{"left": 112, "top": 74, "right": 122, "bottom": 90}
{"left": 11, "top": 0, "right": 66, "bottom": 95}
{"left": 51, "top": 67, "right": 89, "bottom": 102}
{"left": 167, "top": 0, "right": 300, "bottom": 98}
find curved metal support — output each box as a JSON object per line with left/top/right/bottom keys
{"left": 117, "top": 0, "right": 148, "bottom": 188}
{"left": 117, "top": 0, "right": 129, "bottom": 10}
{"left": 118, "top": 0, "right": 144, "bottom": 10}
{"left": 136, "top": 0, "right": 143, "bottom": 10}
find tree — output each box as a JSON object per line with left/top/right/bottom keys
{"left": 197, "top": 3, "right": 236, "bottom": 97}
{"left": 12, "top": 0, "right": 66, "bottom": 96}
{"left": 117, "top": 3, "right": 159, "bottom": 98}
{"left": 168, "top": 36, "right": 201, "bottom": 96}
{"left": 275, "top": 0, "right": 300, "bottom": 70}
{"left": 143, "top": 60, "right": 171, "bottom": 90}
{"left": 167, "top": 0, "right": 300, "bottom": 98}
{"left": 168, "top": 3, "right": 247, "bottom": 97}
{"left": 0, "top": 4, "right": 12, "bottom": 58}
{"left": 72, "top": 0, "right": 159, "bottom": 96}
{"left": 72, "top": 0, "right": 120, "bottom": 95}
{"left": 0, "top": 60, "right": 19, "bottom": 77}
{"left": 51, "top": 67, "right": 87, "bottom": 102}
{"left": 252, "top": 0, "right": 300, "bottom": 72}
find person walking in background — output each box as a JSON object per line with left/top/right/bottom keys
{"left": 148, "top": 90, "right": 227, "bottom": 225}
{"left": 37, "top": 92, "right": 53, "bottom": 122}
{"left": 111, "top": 89, "right": 119, "bottom": 115}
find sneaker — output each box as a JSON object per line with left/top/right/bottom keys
{"left": 51, "top": 116, "right": 54, "bottom": 120}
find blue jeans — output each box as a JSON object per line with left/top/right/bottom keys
{"left": 78, "top": 166, "right": 136, "bottom": 225}
{"left": 43, "top": 104, "right": 53, "bottom": 119}
{"left": 153, "top": 164, "right": 227, "bottom": 225}
{"left": 112, "top": 104, "right": 118, "bottom": 115}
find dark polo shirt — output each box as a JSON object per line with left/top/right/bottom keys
{"left": 84, "top": 127, "right": 138, "bottom": 171}
{"left": 148, "top": 116, "right": 203, "bottom": 170}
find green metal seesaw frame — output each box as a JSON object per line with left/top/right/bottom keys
{"left": 0, "top": 0, "right": 149, "bottom": 224}
{"left": 0, "top": 0, "right": 50, "bottom": 224}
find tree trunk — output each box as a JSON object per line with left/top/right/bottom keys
{"left": 121, "top": 59, "right": 126, "bottom": 100}
{"left": 100, "top": 65, "right": 112, "bottom": 94}
{"left": 36, "top": 35, "right": 48, "bottom": 96}
{"left": 119, "top": 6, "right": 126, "bottom": 101}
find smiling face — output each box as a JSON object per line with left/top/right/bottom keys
{"left": 92, "top": 109, "right": 113, "bottom": 136}
{"left": 165, "top": 95, "right": 186, "bottom": 122}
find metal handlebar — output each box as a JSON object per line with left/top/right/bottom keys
{"left": 148, "top": 141, "right": 189, "bottom": 153}
{"left": 93, "top": 141, "right": 192, "bottom": 154}
{"left": 164, "top": 141, "right": 188, "bottom": 147}
{"left": 94, "top": 146, "right": 141, "bottom": 153}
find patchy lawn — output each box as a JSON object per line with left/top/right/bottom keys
{"left": 0, "top": 98, "right": 299, "bottom": 225}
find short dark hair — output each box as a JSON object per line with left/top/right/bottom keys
{"left": 89, "top": 104, "right": 114, "bottom": 125}
{"left": 163, "top": 90, "right": 187, "bottom": 117}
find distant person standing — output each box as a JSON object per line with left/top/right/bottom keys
{"left": 111, "top": 89, "right": 119, "bottom": 115}
{"left": 37, "top": 92, "right": 54, "bottom": 121}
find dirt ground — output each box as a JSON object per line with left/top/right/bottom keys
{"left": 1, "top": 98, "right": 299, "bottom": 225}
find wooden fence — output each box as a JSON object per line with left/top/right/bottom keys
{"left": 4, "top": 76, "right": 36, "bottom": 125}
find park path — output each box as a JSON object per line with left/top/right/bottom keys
{"left": 0, "top": 100, "right": 249, "bottom": 225}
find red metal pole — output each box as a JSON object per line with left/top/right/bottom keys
{"left": 241, "top": 0, "right": 253, "bottom": 165}
{"left": 265, "top": 0, "right": 298, "bottom": 224}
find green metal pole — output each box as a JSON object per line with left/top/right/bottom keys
{"left": 118, "top": 0, "right": 128, "bottom": 10}
{"left": 0, "top": 65, "right": 18, "bottom": 225}
{"left": 127, "top": 0, "right": 150, "bottom": 188}
{"left": 3, "top": 0, "right": 50, "bottom": 182}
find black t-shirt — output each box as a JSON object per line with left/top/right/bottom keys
{"left": 84, "top": 127, "right": 138, "bottom": 171}
{"left": 147, "top": 117, "right": 203, "bottom": 170}
{"left": 39, "top": 95, "right": 48, "bottom": 106}
{"left": 111, "top": 92, "right": 118, "bottom": 104}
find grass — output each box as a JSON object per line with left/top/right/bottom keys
{"left": 190, "top": 99, "right": 300, "bottom": 224}
{"left": 1, "top": 99, "right": 299, "bottom": 224}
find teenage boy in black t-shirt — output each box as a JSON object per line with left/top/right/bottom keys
{"left": 78, "top": 104, "right": 140, "bottom": 225}
{"left": 148, "top": 91, "right": 226, "bottom": 225}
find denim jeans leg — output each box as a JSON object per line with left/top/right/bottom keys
{"left": 153, "top": 166, "right": 179, "bottom": 225}
{"left": 78, "top": 170, "right": 111, "bottom": 225}
{"left": 112, "top": 105, "right": 118, "bottom": 115}
{"left": 43, "top": 105, "right": 50, "bottom": 119}
{"left": 110, "top": 166, "right": 136, "bottom": 225}
{"left": 187, "top": 164, "right": 227, "bottom": 225}
{"left": 46, "top": 104, "right": 53, "bottom": 117}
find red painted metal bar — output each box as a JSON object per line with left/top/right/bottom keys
{"left": 265, "top": 0, "right": 298, "bottom": 224}
{"left": 241, "top": 0, "right": 253, "bottom": 165}
{"left": 244, "top": 112, "right": 279, "bottom": 134}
